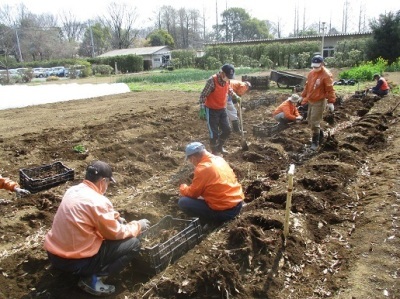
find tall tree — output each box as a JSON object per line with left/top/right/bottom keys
{"left": 101, "top": 2, "right": 138, "bottom": 49}
{"left": 366, "top": 10, "right": 400, "bottom": 64}
{"left": 146, "top": 29, "right": 174, "bottom": 47}
{"left": 220, "top": 8, "right": 272, "bottom": 41}
{"left": 79, "top": 21, "right": 111, "bottom": 57}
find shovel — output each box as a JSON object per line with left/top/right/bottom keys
{"left": 237, "top": 101, "right": 249, "bottom": 151}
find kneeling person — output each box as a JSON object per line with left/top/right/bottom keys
{"left": 178, "top": 142, "right": 244, "bottom": 224}
{"left": 44, "top": 161, "right": 150, "bottom": 296}
{"left": 272, "top": 94, "right": 303, "bottom": 125}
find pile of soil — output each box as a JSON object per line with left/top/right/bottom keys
{"left": 0, "top": 73, "right": 399, "bottom": 299}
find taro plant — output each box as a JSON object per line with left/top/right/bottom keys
{"left": 73, "top": 144, "right": 86, "bottom": 153}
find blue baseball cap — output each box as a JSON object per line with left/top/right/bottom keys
{"left": 185, "top": 142, "right": 205, "bottom": 159}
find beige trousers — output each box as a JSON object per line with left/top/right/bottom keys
{"left": 307, "top": 99, "right": 327, "bottom": 135}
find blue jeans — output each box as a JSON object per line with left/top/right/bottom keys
{"left": 47, "top": 237, "right": 141, "bottom": 277}
{"left": 178, "top": 196, "right": 242, "bottom": 223}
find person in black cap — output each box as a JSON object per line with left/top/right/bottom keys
{"left": 44, "top": 160, "right": 150, "bottom": 296}
{"left": 199, "top": 64, "right": 241, "bottom": 155}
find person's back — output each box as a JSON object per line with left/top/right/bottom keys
{"left": 178, "top": 142, "right": 244, "bottom": 224}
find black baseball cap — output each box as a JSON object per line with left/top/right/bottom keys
{"left": 86, "top": 161, "right": 116, "bottom": 183}
{"left": 221, "top": 64, "right": 235, "bottom": 79}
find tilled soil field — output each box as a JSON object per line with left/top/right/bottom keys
{"left": 0, "top": 74, "right": 399, "bottom": 299}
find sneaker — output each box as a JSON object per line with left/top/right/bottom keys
{"left": 78, "top": 275, "right": 115, "bottom": 296}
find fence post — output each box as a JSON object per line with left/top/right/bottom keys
{"left": 284, "top": 164, "right": 295, "bottom": 239}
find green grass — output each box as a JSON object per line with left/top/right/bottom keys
{"left": 118, "top": 67, "right": 262, "bottom": 92}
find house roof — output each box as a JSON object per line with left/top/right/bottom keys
{"left": 98, "top": 46, "right": 172, "bottom": 58}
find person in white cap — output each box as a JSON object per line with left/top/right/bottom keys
{"left": 272, "top": 94, "right": 303, "bottom": 126}
{"left": 199, "top": 64, "right": 241, "bottom": 155}
{"left": 178, "top": 142, "right": 244, "bottom": 225}
{"left": 44, "top": 160, "right": 150, "bottom": 296}
{"left": 300, "top": 55, "right": 336, "bottom": 150}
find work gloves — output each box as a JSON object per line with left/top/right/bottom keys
{"left": 327, "top": 103, "right": 334, "bottom": 112}
{"left": 138, "top": 219, "right": 151, "bottom": 231}
{"left": 118, "top": 217, "right": 127, "bottom": 224}
{"left": 295, "top": 116, "right": 303, "bottom": 121}
{"left": 232, "top": 94, "right": 241, "bottom": 104}
{"left": 199, "top": 103, "right": 206, "bottom": 120}
{"left": 15, "top": 187, "right": 30, "bottom": 197}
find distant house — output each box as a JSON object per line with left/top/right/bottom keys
{"left": 98, "top": 46, "right": 172, "bottom": 70}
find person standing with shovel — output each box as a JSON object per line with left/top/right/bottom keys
{"left": 199, "top": 64, "right": 240, "bottom": 156}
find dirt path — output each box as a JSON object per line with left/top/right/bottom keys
{"left": 0, "top": 75, "right": 399, "bottom": 298}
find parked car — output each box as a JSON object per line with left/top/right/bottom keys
{"left": 45, "top": 66, "right": 65, "bottom": 77}
{"left": 33, "top": 67, "right": 47, "bottom": 78}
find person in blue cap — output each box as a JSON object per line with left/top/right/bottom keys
{"left": 198, "top": 64, "right": 241, "bottom": 155}
{"left": 178, "top": 142, "right": 244, "bottom": 225}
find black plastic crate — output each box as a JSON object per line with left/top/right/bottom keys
{"left": 133, "top": 215, "right": 203, "bottom": 274}
{"left": 19, "top": 161, "right": 74, "bottom": 193}
{"left": 253, "top": 122, "right": 279, "bottom": 137}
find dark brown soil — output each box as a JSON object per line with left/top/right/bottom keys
{"left": 0, "top": 72, "right": 399, "bottom": 299}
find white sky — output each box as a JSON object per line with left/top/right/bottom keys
{"left": 0, "top": 0, "right": 398, "bottom": 36}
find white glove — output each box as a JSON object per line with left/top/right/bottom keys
{"left": 15, "top": 187, "right": 31, "bottom": 197}
{"left": 138, "top": 219, "right": 151, "bottom": 231}
{"left": 118, "top": 217, "right": 127, "bottom": 224}
{"left": 295, "top": 116, "right": 303, "bottom": 121}
{"left": 327, "top": 103, "right": 334, "bottom": 112}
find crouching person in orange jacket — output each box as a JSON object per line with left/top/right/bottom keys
{"left": 272, "top": 94, "right": 303, "bottom": 126}
{"left": 44, "top": 161, "right": 150, "bottom": 297}
{"left": 178, "top": 142, "right": 244, "bottom": 226}
{"left": 0, "top": 175, "right": 30, "bottom": 197}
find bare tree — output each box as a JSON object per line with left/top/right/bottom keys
{"left": 59, "top": 11, "right": 86, "bottom": 43}
{"left": 101, "top": 2, "right": 139, "bottom": 49}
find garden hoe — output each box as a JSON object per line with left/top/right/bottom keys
{"left": 237, "top": 101, "right": 249, "bottom": 151}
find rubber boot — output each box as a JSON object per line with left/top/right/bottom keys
{"left": 319, "top": 129, "right": 324, "bottom": 145}
{"left": 310, "top": 133, "right": 320, "bottom": 150}
{"left": 232, "top": 120, "right": 241, "bottom": 133}
{"left": 210, "top": 139, "right": 219, "bottom": 155}
{"left": 217, "top": 139, "right": 229, "bottom": 155}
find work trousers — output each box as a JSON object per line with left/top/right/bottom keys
{"left": 47, "top": 237, "right": 141, "bottom": 277}
{"left": 226, "top": 98, "right": 238, "bottom": 121}
{"left": 205, "top": 106, "right": 231, "bottom": 147}
{"left": 307, "top": 99, "right": 327, "bottom": 135}
{"left": 178, "top": 196, "right": 243, "bottom": 223}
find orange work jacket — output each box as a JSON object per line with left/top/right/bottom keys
{"left": 180, "top": 152, "right": 244, "bottom": 211}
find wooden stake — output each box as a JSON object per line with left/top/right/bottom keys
{"left": 284, "top": 164, "right": 295, "bottom": 239}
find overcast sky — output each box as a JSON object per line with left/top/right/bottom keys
{"left": 0, "top": 0, "right": 398, "bottom": 36}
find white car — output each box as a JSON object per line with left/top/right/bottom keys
{"left": 33, "top": 67, "right": 47, "bottom": 78}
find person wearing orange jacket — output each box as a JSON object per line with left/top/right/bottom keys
{"left": 227, "top": 80, "right": 251, "bottom": 132}
{"left": 44, "top": 161, "right": 150, "bottom": 296}
{"left": 272, "top": 94, "right": 303, "bottom": 125}
{"left": 369, "top": 73, "right": 390, "bottom": 96}
{"left": 301, "top": 55, "right": 336, "bottom": 150}
{"left": 0, "top": 175, "right": 30, "bottom": 196}
{"left": 178, "top": 142, "right": 244, "bottom": 224}
{"left": 199, "top": 64, "right": 240, "bottom": 155}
